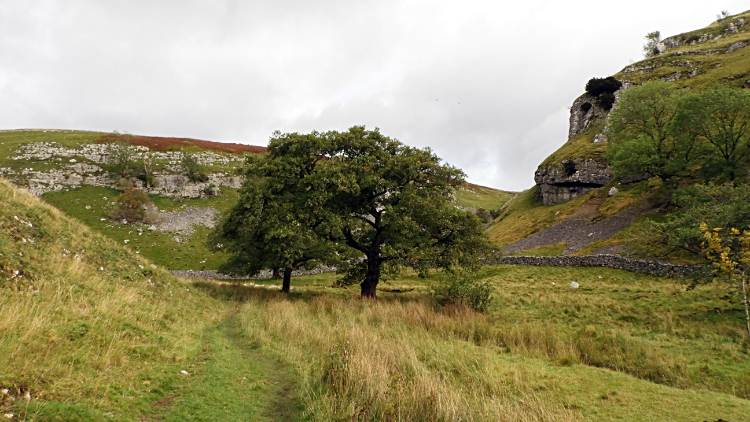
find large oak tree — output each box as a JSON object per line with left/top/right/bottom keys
{"left": 214, "top": 126, "right": 491, "bottom": 298}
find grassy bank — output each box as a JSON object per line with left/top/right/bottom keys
{"left": 0, "top": 179, "right": 296, "bottom": 421}
{"left": 193, "top": 262, "right": 750, "bottom": 421}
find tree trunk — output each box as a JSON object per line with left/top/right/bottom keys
{"left": 360, "top": 256, "right": 381, "bottom": 299}
{"left": 742, "top": 275, "right": 750, "bottom": 339}
{"left": 282, "top": 268, "right": 292, "bottom": 294}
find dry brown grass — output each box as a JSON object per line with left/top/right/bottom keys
{"left": 235, "top": 293, "right": 581, "bottom": 421}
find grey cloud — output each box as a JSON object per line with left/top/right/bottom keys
{"left": 1, "top": 0, "right": 747, "bottom": 191}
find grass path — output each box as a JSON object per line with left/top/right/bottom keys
{"left": 154, "top": 311, "right": 304, "bottom": 422}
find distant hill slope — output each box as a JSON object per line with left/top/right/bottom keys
{"left": 489, "top": 10, "right": 750, "bottom": 256}
{"left": 0, "top": 178, "right": 225, "bottom": 419}
{"left": 0, "top": 130, "right": 511, "bottom": 271}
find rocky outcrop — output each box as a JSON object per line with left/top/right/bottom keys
{"left": 535, "top": 78, "right": 635, "bottom": 206}
{"left": 534, "top": 159, "right": 613, "bottom": 205}
{"left": 3, "top": 142, "right": 246, "bottom": 198}
{"left": 655, "top": 18, "right": 746, "bottom": 54}
{"left": 568, "top": 94, "right": 610, "bottom": 139}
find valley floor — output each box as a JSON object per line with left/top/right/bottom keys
{"left": 5, "top": 262, "right": 750, "bottom": 421}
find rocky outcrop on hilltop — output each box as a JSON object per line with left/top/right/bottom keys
{"left": 0, "top": 142, "right": 246, "bottom": 198}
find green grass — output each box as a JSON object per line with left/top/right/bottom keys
{"left": 453, "top": 183, "right": 515, "bottom": 211}
{"left": 190, "top": 263, "right": 750, "bottom": 421}
{"left": 5, "top": 177, "right": 750, "bottom": 421}
{"left": 511, "top": 242, "right": 567, "bottom": 256}
{"left": 487, "top": 186, "right": 595, "bottom": 248}
{"left": 40, "top": 185, "right": 239, "bottom": 270}
{"left": 540, "top": 120, "right": 608, "bottom": 167}
{"left": 0, "top": 179, "right": 304, "bottom": 421}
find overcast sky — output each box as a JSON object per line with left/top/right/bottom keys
{"left": 1, "top": 1, "right": 746, "bottom": 190}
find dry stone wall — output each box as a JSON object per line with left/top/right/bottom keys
{"left": 493, "top": 255, "right": 695, "bottom": 277}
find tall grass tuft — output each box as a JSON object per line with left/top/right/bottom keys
{"left": 235, "top": 294, "right": 580, "bottom": 421}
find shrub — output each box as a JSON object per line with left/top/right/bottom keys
{"left": 181, "top": 153, "right": 209, "bottom": 183}
{"left": 475, "top": 207, "right": 492, "bottom": 223}
{"left": 110, "top": 188, "right": 152, "bottom": 224}
{"left": 597, "top": 92, "right": 617, "bottom": 110}
{"left": 431, "top": 272, "right": 494, "bottom": 312}
{"left": 586, "top": 77, "right": 622, "bottom": 97}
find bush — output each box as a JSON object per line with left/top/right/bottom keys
{"left": 431, "top": 272, "right": 494, "bottom": 312}
{"left": 597, "top": 92, "right": 617, "bottom": 110}
{"left": 110, "top": 188, "right": 152, "bottom": 224}
{"left": 181, "top": 153, "right": 209, "bottom": 183}
{"left": 475, "top": 207, "right": 492, "bottom": 223}
{"left": 585, "top": 76, "right": 622, "bottom": 97}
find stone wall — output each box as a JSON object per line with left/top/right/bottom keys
{"left": 170, "top": 265, "right": 338, "bottom": 280}
{"left": 173, "top": 256, "right": 695, "bottom": 279}
{"left": 493, "top": 255, "right": 695, "bottom": 277}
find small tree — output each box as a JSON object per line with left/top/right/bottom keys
{"left": 108, "top": 139, "right": 138, "bottom": 179}
{"left": 643, "top": 31, "right": 661, "bottom": 58}
{"left": 110, "top": 188, "right": 152, "bottom": 224}
{"left": 701, "top": 223, "right": 750, "bottom": 339}
{"left": 210, "top": 153, "right": 339, "bottom": 293}
{"left": 181, "top": 153, "right": 209, "bottom": 183}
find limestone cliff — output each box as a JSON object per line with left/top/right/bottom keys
{"left": 533, "top": 10, "right": 750, "bottom": 205}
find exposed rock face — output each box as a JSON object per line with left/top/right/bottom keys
{"left": 535, "top": 159, "right": 613, "bottom": 205}
{"left": 568, "top": 94, "right": 609, "bottom": 139}
{"left": 4, "top": 142, "right": 245, "bottom": 198}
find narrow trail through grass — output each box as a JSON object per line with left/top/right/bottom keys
{"left": 154, "top": 311, "right": 304, "bottom": 422}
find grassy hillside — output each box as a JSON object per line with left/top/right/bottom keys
{"left": 0, "top": 178, "right": 290, "bottom": 421}
{"left": 3, "top": 177, "right": 750, "bottom": 420}
{"left": 454, "top": 183, "right": 515, "bottom": 211}
{"left": 0, "top": 130, "right": 514, "bottom": 271}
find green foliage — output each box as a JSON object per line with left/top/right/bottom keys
{"left": 431, "top": 272, "right": 494, "bottom": 312}
{"left": 181, "top": 152, "right": 208, "bottom": 183}
{"left": 701, "top": 222, "right": 750, "bottom": 338}
{"left": 643, "top": 31, "right": 661, "bottom": 58}
{"left": 107, "top": 139, "right": 138, "bottom": 179}
{"left": 605, "top": 81, "right": 692, "bottom": 181}
{"left": 215, "top": 126, "right": 492, "bottom": 298}
{"left": 606, "top": 82, "right": 750, "bottom": 185}
{"left": 671, "top": 84, "right": 750, "bottom": 181}
{"left": 210, "top": 152, "right": 340, "bottom": 292}
{"left": 631, "top": 183, "right": 750, "bottom": 262}
{"left": 110, "top": 187, "right": 151, "bottom": 223}
{"left": 585, "top": 77, "right": 622, "bottom": 97}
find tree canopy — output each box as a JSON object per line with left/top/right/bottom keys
{"left": 212, "top": 126, "right": 492, "bottom": 298}
{"left": 605, "top": 82, "right": 750, "bottom": 184}
{"left": 605, "top": 81, "right": 693, "bottom": 182}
